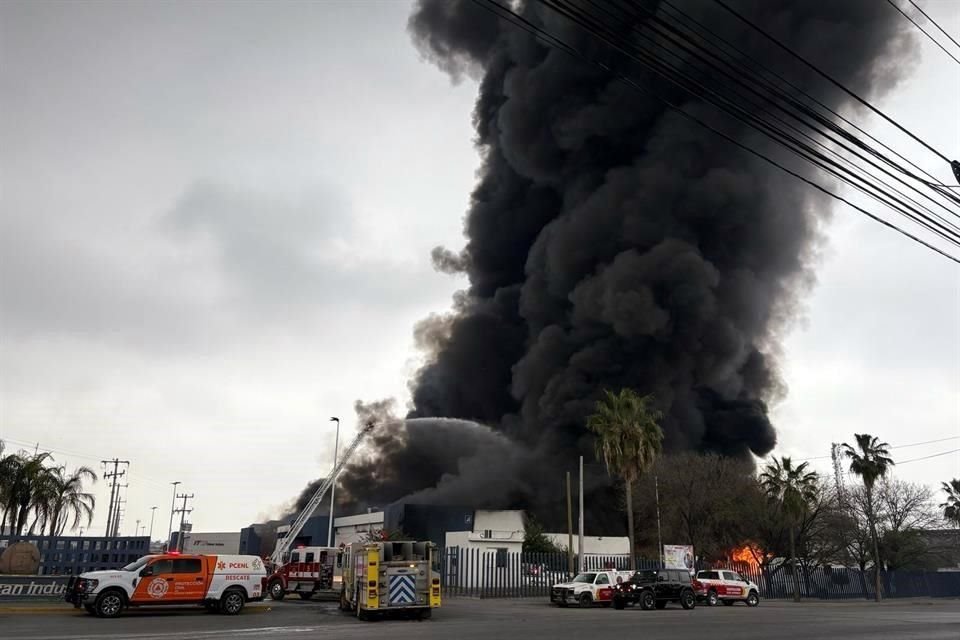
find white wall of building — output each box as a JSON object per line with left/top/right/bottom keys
{"left": 181, "top": 532, "right": 241, "bottom": 554}
{"left": 545, "top": 534, "right": 629, "bottom": 555}
{"left": 333, "top": 511, "right": 384, "bottom": 547}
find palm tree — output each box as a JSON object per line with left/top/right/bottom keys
{"left": 45, "top": 465, "right": 97, "bottom": 536}
{"left": 0, "top": 440, "right": 17, "bottom": 535}
{"left": 940, "top": 479, "right": 960, "bottom": 529}
{"left": 760, "top": 456, "right": 818, "bottom": 602}
{"left": 842, "top": 433, "right": 894, "bottom": 602}
{"left": 587, "top": 388, "right": 664, "bottom": 570}
{"left": 7, "top": 451, "right": 54, "bottom": 537}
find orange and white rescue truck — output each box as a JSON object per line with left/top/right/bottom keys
{"left": 65, "top": 552, "right": 266, "bottom": 617}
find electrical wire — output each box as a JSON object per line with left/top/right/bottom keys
{"left": 908, "top": 0, "right": 960, "bottom": 51}
{"left": 507, "top": 0, "right": 960, "bottom": 261}
{"left": 577, "top": 0, "right": 960, "bottom": 240}
{"left": 886, "top": 0, "right": 960, "bottom": 66}
{"left": 897, "top": 448, "right": 960, "bottom": 464}
{"left": 711, "top": 0, "right": 957, "bottom": 170}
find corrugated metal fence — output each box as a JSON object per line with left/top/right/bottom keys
{"left": 440, "top": 547, "right": 960, "bottom": 600}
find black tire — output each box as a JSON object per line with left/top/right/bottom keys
{"left": 639, "top": 590, "right": 655, "bottom": 611}
{"left": 83, "top": 604, "right": 96, "bottom": 615}
{"left": 707, "top": 590, "right": 719, "bottom": 606}
{"left": 419, "top": 608, "right": 433, "bottom": 620}
{"left": 613, "top": 597, "right": 625, "bottom": 610}
{"left": 220, "top": 589, "right": 245, "bottom": 615}
{"left": 746, "top": 591, "right": 760, "bottom": 607}
{"left": 268, "top": 580, "right": 285, "bottom": 601}
{"left": 723, "top": 599, "right": 735, "bottom": 606}
{"left": 680, "top": 589, "right": 696, "bottom": 610}
{"left": 94, "top": 590, "right": 125, "bottom": 618}
{"left": 578, "top": 592, "right": 592, "bottom": 608}
{"left": 655, "top": 600, "right": 667, "bottom": 610}
{"left": 298, "top": 592, "right": 313, "bottom": 601}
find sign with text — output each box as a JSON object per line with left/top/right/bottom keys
{"left": 663, "top": 545, "right": 695, "bottom": 572}
{"left": 0, "top": 576, "right": 69, "bottom": 600}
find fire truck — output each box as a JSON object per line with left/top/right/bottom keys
{"left": 266, "top": 545, "right": 341, "bottom": 601}
{"left": 339, "top": 540, "right": 441, "bottom": 620}
{"left": 263, "top": 421, "right": 374, "bottom": 601}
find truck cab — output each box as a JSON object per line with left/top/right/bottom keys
{"left": 65, "top": 553, "right": 266, "bottom": 617}
{"left": 550, "top": 570, "right": 622, "bottom": 607}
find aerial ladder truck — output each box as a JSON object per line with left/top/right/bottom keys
{"left": 265, "top": 421, "right": 375, "bottom": 601}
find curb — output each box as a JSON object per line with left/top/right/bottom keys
{"left": 0, "top": 605, "right": 273, "bottom": 615}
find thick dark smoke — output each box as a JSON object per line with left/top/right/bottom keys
{"left": 335, "top": 0, "right": 913, "bottom": 531}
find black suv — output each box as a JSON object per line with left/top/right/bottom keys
{"left": 611, "top": 569, "right": 697, "bottom": 610}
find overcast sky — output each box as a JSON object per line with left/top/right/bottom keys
{"left": 1, "top": 1, "right": 957, "bottom": 537}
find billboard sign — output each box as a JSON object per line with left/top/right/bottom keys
{"left": 663, "top": 545, "right": 695, "bottom": 572}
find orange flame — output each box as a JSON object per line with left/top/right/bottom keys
{"left": 729, "top": 544, "right": 762, "bottom": 569}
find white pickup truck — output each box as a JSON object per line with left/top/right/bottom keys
{"left": 695, "top": 569, "right": 760, "bottom": 606}
{"left": 65, "top": 552, "right": 266, "bottom": 617}
{"left": 550, "top": 570, "right": 626, "bottom": 607}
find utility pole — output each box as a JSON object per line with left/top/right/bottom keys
{"left": 135, "top": 519, "right": 141, "bottom": 537}
{"left": 174, "top": 493, "right": 194, "bottom": 553}
{"left": 111, "top": 482, "right": 128, "bottom": 537}
{"left": 167, "top": 481, "right": 181, "bottom": 551}
{"left": 101, "top": 459, "right": 129, "bottom": 537}
{"left": 655, "top": 475, "right": 664, "bottom": 568}
{"left": 149, "top": 506, "right": 158, "bottom": 541}
{"left": 578, "top": 456, "right": 584, "bottom": 572}
{"left": 566, "top": 471, "right": 574, "bottom": 576}
{"left": 327, "top": 417, "right": 340, "bottom": 547}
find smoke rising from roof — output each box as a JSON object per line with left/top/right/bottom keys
{"left": 333, "top": 0, "right": 913, "bottom": 529}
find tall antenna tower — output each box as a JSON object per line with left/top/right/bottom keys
{"left": 831, "top": 443, "right": 847, "bottom": 507}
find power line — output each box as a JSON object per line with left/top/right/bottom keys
{"left": 577, "top": 0, "right": 960, "bottom": 242}
{"left": 711, "top": 0, "right": 957, "bottom": 168}
{"left": 886, "top": 0, "right": 960, "bottom": 66}
{"left": 503, "top": 0, "right": 960, "bottom": 262}
{"left": 907, "top": 0, "right": 960, "bottom": 51}
{"left": 898, "top": 448, "right": 960, "bottom": 464}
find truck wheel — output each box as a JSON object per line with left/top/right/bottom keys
{"left": 680, "top": 589, "right": 696, "bottom": 610}
{"left": 94, "top": 590, "right": 125, "bottom": 618}
{"left": 746, "top": 591, "right": 760, "bottom": 607}
{"left": 220, "top": 589, "right": 245, "bottom": 615}
{"left": 418, "top": 608, "right": 433, "bottom": 620}
{"left": 298, "top": 592, "right": 313, "bottom": 601}
{"left": 578, "top": 593, "right": 592, "bottom": 608}
{"left": 707, "top": 590, "right": 719, "bottom": 606}
{"left": 639, "top": 591, "right": 655, "bottom": 610}
{"left": 268, "top": 580, "right": 285, "bottom": 601}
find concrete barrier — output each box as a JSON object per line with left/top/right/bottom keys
{"left": 0, "top": 575, "right": 69, "bottom": 601}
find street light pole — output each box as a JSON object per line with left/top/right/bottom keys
{"left": 167, "top": 481, "right": 181, "bottom": 551}
{"left": 149, "top": 506, "right": 158, "bottom": 541}
{"left": 326, "top": 417, "right": 340, "bottom": 547}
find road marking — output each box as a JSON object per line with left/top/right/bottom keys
{"left": 21, "top": 626, "right": 323, "bottom": 640}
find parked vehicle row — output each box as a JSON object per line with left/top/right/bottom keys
{"left": 550, "top": 567, "right": 761, "bottom": 611}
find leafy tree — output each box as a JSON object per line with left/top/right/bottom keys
{"left": 842, "top": 433, "right": 894, "bottom": 601}
{"left": 45, "top": 465, "right": 97, "bottom": 536}
{"left": 587, "top": 389, "right": 663, "bottom": 570}
{"left": 522, "top": 515, "right": 561, "bottom": 553}
{"left": 940, "top": 479, "right": 960, "bottom": 528}
{"left": 760, "top": 457, "right": 818, "bottom": 602}
{"left": 0, "top": 440, "right": 97, "bottom": 539}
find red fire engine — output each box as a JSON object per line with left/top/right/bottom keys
{"left": 266, "top": 545, "right": 342, "bottom": 600}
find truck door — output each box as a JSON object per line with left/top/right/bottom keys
{"left": 171, "top": 557, "right": 207, "bottom": 601}
{"left": 131, "top": 558, "right": 175, "bottom": 603}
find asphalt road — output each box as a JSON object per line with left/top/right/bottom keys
{"left": 2, "top": 598, "right": 958, "bottom": 640}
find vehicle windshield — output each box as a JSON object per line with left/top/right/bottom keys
{"left": 571, "top": 573, "right": 597, "bottom": 583}
{"left": 121, "top": 556, "right": 152, "bottom": 572}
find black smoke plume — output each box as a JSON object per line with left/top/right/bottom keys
{"left": 335, "top": 0, "right": 913, "bottom": 531}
